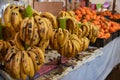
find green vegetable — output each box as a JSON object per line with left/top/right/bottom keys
{"left": 24, "top": 5, "right": 33, "bottom": 18}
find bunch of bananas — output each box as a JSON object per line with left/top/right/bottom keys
{"left": 87, "top": 24, "right": 99, "bottom": 43}
{"left": 49, "top": 28, "right": 89, "bottom": 59}
{"left": 50, "top": 28, "right": 69, "bottom": 50}
{"left": 4, "top": 46, "right": 44, "bottom": 80}
{"left": 0, "top": 40, "right": 15, "bottom": 63}
{"left": 3, "top": 4, "right": 23, "bottom": 39}
{"left": 19, "top": 15, "right": 53, "bottom": 51}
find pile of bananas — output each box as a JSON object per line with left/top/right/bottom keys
{"left": 0, "top": 4, "right": 59, "bottom": 80}
{"left": 4, "top": 46, "right": 44, "bottom": 80}
{"left": 49, "top": 28, "right": 89, "bottom": 59}
{"left": 0, "top": 3, "right": 100, "bottom": 79}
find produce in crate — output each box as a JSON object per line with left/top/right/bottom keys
{"left": 75, "top": 7, "right": 120, "bottom": 39}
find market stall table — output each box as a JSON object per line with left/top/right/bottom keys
{"left": 35, "top": 37, "right": 120, "bottom": 80}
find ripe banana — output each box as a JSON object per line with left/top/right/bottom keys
{"left": 67, "top": 10, "right": 75, "bottom": 18}
{"left": 21, "top": 51, "right": 31, "bottom": 76}
{"left": 58, "top": 11, "right": 71, "bottom": 18}
{"left": 20, "top": 61, "right": 27, "bottom": 80}
{"left": 27, "top": 50, "right": 41, "bottom": 72}
{"left": 30, "top": 22, "right": 40, "bottom": 46}
{"left": 82, "top": 37, "right": 89, "bottom": 51}
{"left": 29, "top": 47, "right": 44, "bottom": 71}
{"left": 56, "top": 28, "right": 64, "bottom": 48}
{"left": 20, "top": 17, "right": 29, "bottom": 41}
{"left": 52, "top": 30, "right": 59, "bottom": 49}
{"left": 28, "top": 55, "right": 35, "bottom": 77}
{"left": 3, "top": 4, "right": 17, "bottom": 27}
{"left": 25, "top": 17, "right": 34, "bottom": 46}
{"left": 62, "top": 29, "right": 69, "bottom": 48}
{"left": 12, "top": 51, "right": 22, "bottom": 79}
{"left": 37, "top": 40, "right": 49, "bottom": 53}
{"left": 11, "top": 7, "right": 23, "bottom": 32}
{"left": 35, "top": 16, "right": 48, "bottom": 41}
{"left": 42, "top": 18, "right": 53, "bottom": 39}
{"left": 67, "top": 40, "right": 73, "bottom": 58}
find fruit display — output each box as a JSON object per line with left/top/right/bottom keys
{"left": 0, "top": 4, "right": 55, "bottom": 80}
{"left": 0, "top": 3, "right": 100, "bottom": 79}
{"left": 45, "top": 10, "right": 99, "bottom": 58}
{"left": 100, "top": 11, "right": 120, "bottom": 20}
{"left": 75, "top": 7, "right": 120, "bottom": 39}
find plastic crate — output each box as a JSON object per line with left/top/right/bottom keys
{"left": 90, "top": 36, "right": 112, "bottom": 47}
{"left": 111, "top": 31, "right": 119, "bottom": 40}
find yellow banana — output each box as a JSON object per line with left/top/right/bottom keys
{"left": 20, "top": 61, "right": 27, "bottom": 80}
{"left": 3, "top": 4, "right": 17, "bottom": 27}
{"left": 58, "top": 11, "right": 71, "bottom": 18}
{"left": 88, "top": 24, "right": 93, "bottom": 40}
{"left": 25, "top": 17, "right": 34, "bottom": 46}
{"left": 52, "top": 30, "right": 59, "bottom": 49}
{"left": 27, "top": 50, "right": 41, "bottom": 73}
{"left": 56, "top": 28, "right": 64, "bottom": 48}
{"left": 67, "top": 40, "right": 73, "bottom": 58}
{"left": 4, "top": 46, "right": 18, "bottom": 61}
{"left": 42, "top": 18, "right": 53, "bottom": 39}
{"left": 36, "top": 17, "right": 48, "bottom": 41}
{"left": 30, "top": 47, "right": 44, "bottom": 71}
{"left": 70, "top": 39, "right": 76, "bottom": 58}
{"left": 38, "top": 40, "right": 49, "bottom": 53}
{"left": 11, "top": 7, "right": 23, "bottom": 32}
{"left": 21, "top": 51, "right": 31, "bottom": 75}
{"left": 28, "top": 55, "right": 35, "bottom": 77}
{"left": 67, "top": 10, "right": 75, "bottom": 18}
{"left": 30, "top": 22, "right": 40, "bottom": 46}
{"left": 40, "top": 12, "right": 58, "bottom": 29}
{"left": 20, "top": 17, "right": 29, "bottom": 41}
{"left": 12, "top": 51, "right": 22, "bottom": 79}
{"left": 64, "top": 40, "right": 70, "bottom": 58}
{"left": 49, "top": 29, "right": 56, "bottom": 49}
{"left": 62, "top": 29, "right": 69, "bottom": 48}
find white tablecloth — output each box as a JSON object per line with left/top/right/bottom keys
{"left": 60, "top": 37, "right": 120, "bottom": 80}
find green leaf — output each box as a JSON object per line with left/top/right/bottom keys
{"left": 24, "top": 5, "right": 33, "bottom": 18}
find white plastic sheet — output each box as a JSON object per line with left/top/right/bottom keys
{"left": 60, "top": 37, "right": 120, "bottom": 80}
